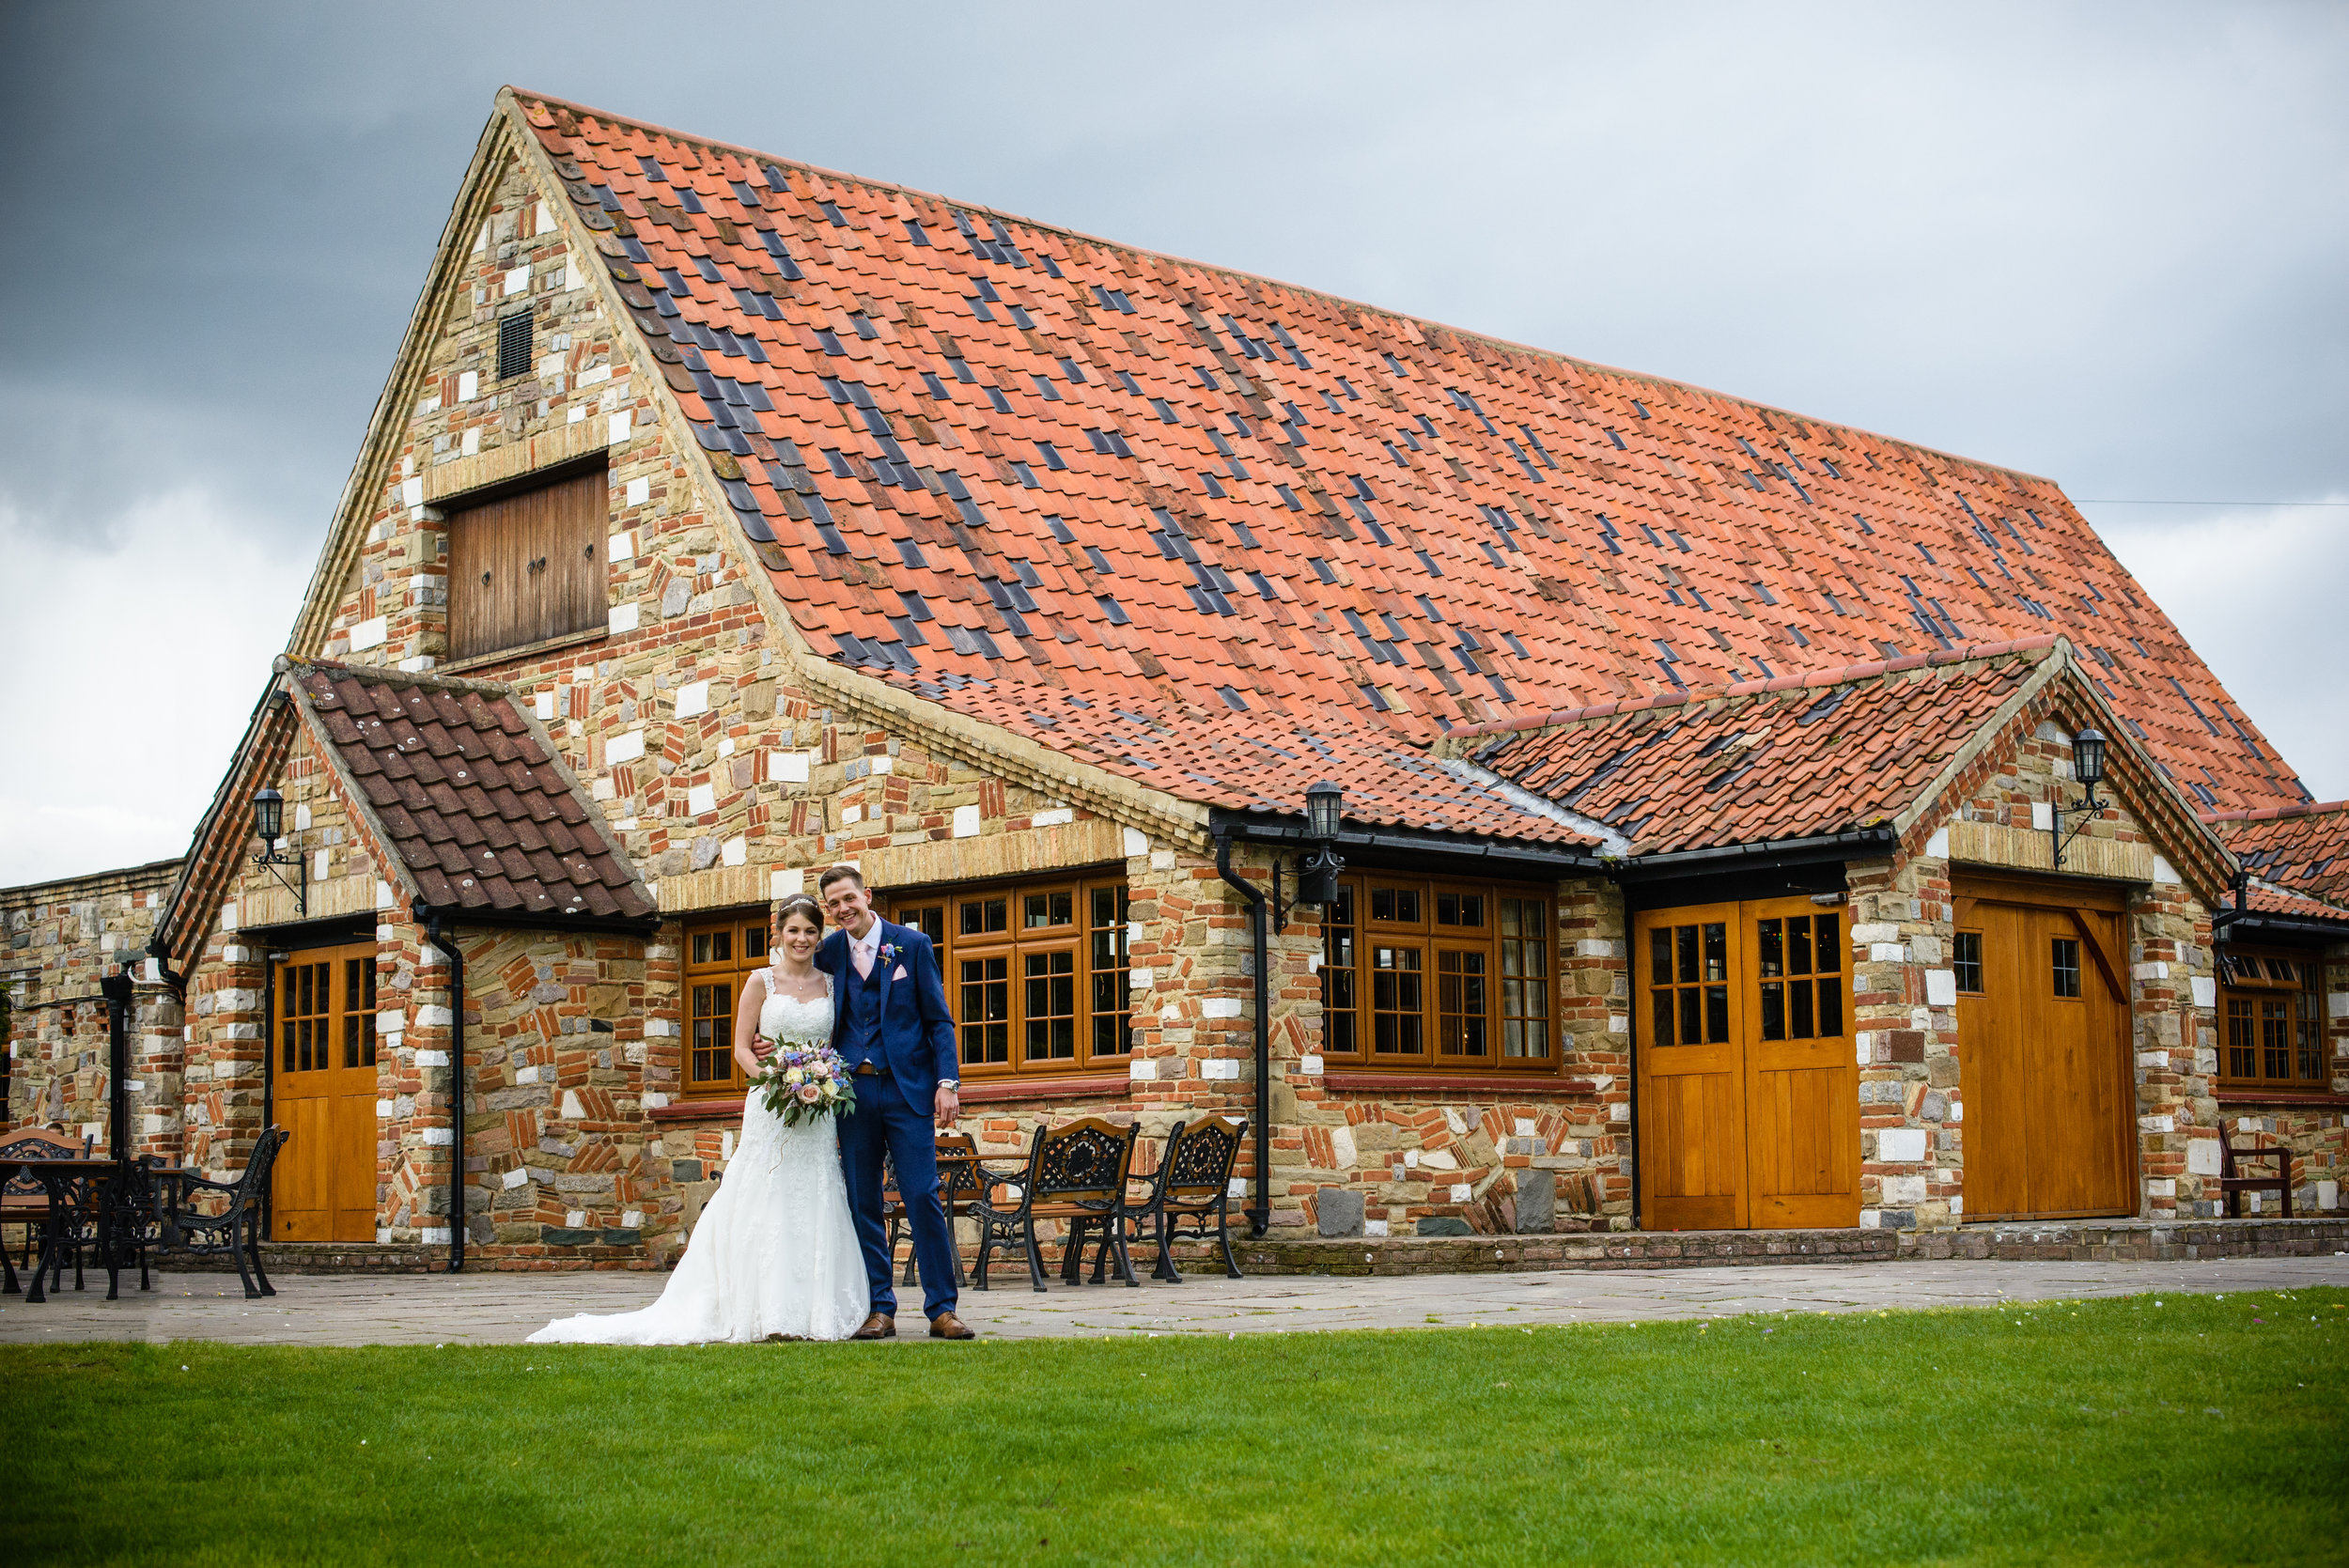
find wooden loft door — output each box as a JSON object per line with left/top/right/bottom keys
{"left": 1952, "top": 876, "right": 2135, "bottom": 1220}
{"left": 445, "top": 467, "right": 606, "bottom": 660}
{"left": 271, "top": 943, "right": 381, "bottom": 1243}
{"left": 1634, "top": 898, "right": 1858, "bottom": 1232}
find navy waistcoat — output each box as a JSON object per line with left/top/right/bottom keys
{"left": 840, "top": 954, "right": 889, "bottom": 1071}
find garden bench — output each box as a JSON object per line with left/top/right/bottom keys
{"left": 971, "top": 1117, "right": 1139, "bottom": 1292}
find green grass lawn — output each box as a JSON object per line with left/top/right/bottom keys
{"left": 5, "top": 1288, "right": 2344, "bottom": 1566}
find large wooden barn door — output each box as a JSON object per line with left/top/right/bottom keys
{"left": 1953, "top": 876, "right": 2135, "bottom": 1220}
{"left": 1636, "top": 899, "right": 1858, "bottom": 1231}
{"left": 271, "top": 943, "right": 380, "bottom": 1242}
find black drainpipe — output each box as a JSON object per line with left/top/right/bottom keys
{"left": 421, "top": 911, "right": 466, "bottom": 1273}
{"left": 262, "top": 949, "right": 287, "bottom": 1241}
{"left": 1212, "top": 830, "right": 1272, "bottom": 1239}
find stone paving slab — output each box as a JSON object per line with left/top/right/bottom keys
{"left": 3, "top": 1254, "right": 2344, "bottom": 1347}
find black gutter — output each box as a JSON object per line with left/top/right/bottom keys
{"left": 2226, "top": 913, "right": 2349, "bottom": 941}
{"left": 420, "top": 911, "right": 467, "bottom": 1273}
{"left": 1211, "top": 830, "right": 1272, "bottom": 1239}
{"left": 1612, "top": 828, "right": 1899, "bottom": 879}
{"left": 1211, "top": 812, "right": 1608, "bottom": 877}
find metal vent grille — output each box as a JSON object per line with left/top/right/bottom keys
{"left": 497, "top": 311, "right": 533, "bottom": 380}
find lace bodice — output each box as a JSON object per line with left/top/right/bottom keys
{"left": 756, "top": 970, "right": 834, "bottom": 1048}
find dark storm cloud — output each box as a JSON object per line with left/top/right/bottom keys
{"left": 2, "top": 1, "right": 2343, "bottom": 882}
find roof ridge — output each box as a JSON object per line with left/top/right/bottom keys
{"left": 1448, "top": 635, "right": 2063, "bottom": 741}
{"left": 2202, "top": 799, "right": 2348, "bottom": 826}
{"left": 507, "top": 86, "right": 2065, "bottom": 488}
{"left": 276, "top": 653, "right": 516, "bottom": 701}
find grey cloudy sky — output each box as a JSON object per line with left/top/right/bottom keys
{"left": 2, "top": 1, "right": 2343, "bottom": 886}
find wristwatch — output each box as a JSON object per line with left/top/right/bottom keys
{"left": 937, "top": 1079, "right": 959, "bottom": 1091}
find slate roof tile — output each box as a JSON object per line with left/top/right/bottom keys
{"left": 516, "top": 93, "right": 2310, "bottom": 841}
{"left": 293, "top": 659, "right": 654, "bottom": 924}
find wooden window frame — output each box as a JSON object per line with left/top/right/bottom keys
{"left": 891, "top": 874, "right": 1131, "bottom": 1081}
{"left": 2217, "top": 944, "right": 2329, "bottom": 1093}
{"left": 1320, "top": 875, "right": 1559, "bottom": 1077}
{"left": 679, "top": 911, "right": 771, "bottom": 1100}
{"left": 276, "top": 941, "right": 380, "bottom": 1078}
{"left": 444, "top": 459, "right": 610, "bottom": 662}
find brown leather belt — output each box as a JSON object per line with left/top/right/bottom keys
{"left": 854, "top": 1063, "right": 885, "bottom": 1077}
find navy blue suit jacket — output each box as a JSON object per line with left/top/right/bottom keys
{"left": 815, "top": 919, "right": 959, "bottom": 1112}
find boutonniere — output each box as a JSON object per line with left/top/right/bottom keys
{"left": 879, "top": 941, "right": 902, "bottom": 968}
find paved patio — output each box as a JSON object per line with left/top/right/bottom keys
{"left": 3, "top": 1253, "right": 2343, "bottom": 1346}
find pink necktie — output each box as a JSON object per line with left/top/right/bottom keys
{"left": 853, "top": 939, "right": 874, "bottom": 980}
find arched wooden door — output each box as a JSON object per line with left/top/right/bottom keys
{"left": 271, "top": 943, "right": 380, "bottom": 1242}
{"left": 1634, "top": 897, "right": 1858, "bottom": 1230}
{"left": 1952, "top": 876, "right": 2134, "bottom": 1219}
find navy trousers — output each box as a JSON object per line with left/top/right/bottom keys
{"left": 837, "top": 1076, "right": 957, "bottom": 1320}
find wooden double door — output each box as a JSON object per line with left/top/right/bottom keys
{"left": 271, "top": 942, "right": 381, "bottom": 1242}
{"left": 1952, "top": 876, "right": 2134, "bottom": 1219}
{"left": 1634, "top": 898, "right": 1859, "bottom": 1230}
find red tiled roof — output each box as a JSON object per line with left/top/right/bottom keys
{"left": 515, "top": 90, "right": 2309, "bottom": 838}
{"left": 291, "top": 660, "right": 656, "bottom": 924}
{"left": 2207, "top": 800, "right": 2349, "bottom": 906}
{"left": 2243, "top": 879, "right": 2349, "bottom": 925}
{"left": 1458, "top": 641, "right": 2052, "bottom": 856}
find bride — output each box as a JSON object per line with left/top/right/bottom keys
{"left": 529, "top": 895, "right": 870, "bottom": 1343}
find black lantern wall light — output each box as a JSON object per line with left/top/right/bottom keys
{"left": 1272, "top": 782, "right": 1346, "bottom": 932}
{"left": 2049, "top": 726, "right": 2108, "bottom": 869}
{"left": 251, "top": 785, "right": 308, "bottom": 919}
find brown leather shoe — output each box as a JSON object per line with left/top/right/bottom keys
{"left": 928, "top": 1311, "right": 975, "bottom": 1340}
{"left": 850, "top": 1312, "right": 895, "bottom": 1340}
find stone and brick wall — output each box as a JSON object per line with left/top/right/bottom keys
{"left": 2, "top": 859, "right": 183, "bottom": 1154}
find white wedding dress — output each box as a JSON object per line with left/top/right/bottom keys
{"left": 529, "top": 976, "right": 869, "bottom": 1344}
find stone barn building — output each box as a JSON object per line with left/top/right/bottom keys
{"left": 9, "top": 87, "right": 2344, "bottom": 1272}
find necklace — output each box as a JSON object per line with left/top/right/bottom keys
{"left": 768, "top": 960, "right": 826, "bottom": 1001}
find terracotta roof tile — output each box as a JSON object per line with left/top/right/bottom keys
{"left": 517, "top": 92, "right": 2311, "bottom": 835}
{"left": 2242, "top": 880, "right": 2349, "bottom": 925}
{"left": 292, "top": 659, "right": 655, "bottom": 924}
{"left": 2207, "top": 800, "right": 2349, "bottom": 906}
{"left": 1466, "top": 642, "right": 2050, "bottom": 856}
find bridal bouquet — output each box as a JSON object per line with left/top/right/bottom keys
{"left": 748, "top": 1038, "right": 859, "bottom": 1126}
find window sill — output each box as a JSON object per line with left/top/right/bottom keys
{"left": 958, "top": 1073, "right": 1130, "bottom": 1105}
{"left": 1318, "top": 1070, "right": 1578, "bottom": 1094}
{"left": 2213, "top": 1088, "right": 2349, "bottom": 1108}
{"left": 648, "top": 1098, "right": 746, "bottom": 1124}
{"left": 439, "top": 625, "right": 608, "bottom": 675}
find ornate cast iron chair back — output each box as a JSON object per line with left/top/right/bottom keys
{"left": 1095, "top": 1113, "right": 1248, "bottom": 1284}
{"left": 162, "top": 1126, "right": 289, "bottom": 1300}
{"left": 971, "top": 1117, "right": 1140, "bottom": 1294}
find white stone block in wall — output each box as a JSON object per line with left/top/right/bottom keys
{"left": 642, "top": 1092, "right": 669, "bottom": 1110}
{"left": 401, "top": 476, "right": 424, "bottom": 507}
{"left": 1859, "top": 1209, "right": 1881, "bottom": 1229}
{"left": 516, "top": 1065, "right": 540, "bottom": 1085}
{"left": 1122, "top": 827, "right": 1149, "bottom": 857}
{"left": 770, "top": 868, "right": 805, "bottom": 898}
{"left": 721, "top": 837, "right": 745, "bottom": 867}
{"left": 1608, "top": 1014, "right": 1629, "bottom": 1035}
{"left": 1330, "top": 1126, "right": 1357, "bottom": 1169}
{"left": 313, "top": 848, "right": 332, "bottom": 882}
{"left": 421, "top": 1227, "right": 453, "bottom": 1245}
{"left": 953, "top": 804, "right": 982, "bottom": 838}
{"left": 675, "top": 680, "right": 711, "bottom": 718}
{"left": 376, "top": 1009, "right": 406, "bottom": 1034}
{"left": 1451, "top": 1183, "right": 1472, "bottom": 1202}
{"left": 2139, "top": 1114, "right": 2174, "bottom": 1133}
{"left": 565, "top": 1211, "right": 587, "bottom": 1231}
{"left": 1031, "top": 808, "right": 1074, "bottom": 827}
{"left": 2134, "top": 961, "right": 2169, "bottom": 981}
{"left": 503, "top": 1168, "right": 531, "bottom": 1188}
{"left": 2318, "top": 1180, "right": 2340, "bottom": 1210}
{"left": 2153, "top": 855, "right": 2179, "bottom": 885}
{"left": 721, "top": 1129, "right": 736, "bottom": 1161}
{"left": 2030, "top": 800, "right": 2054, "bottom": 831}
{"left": 2330, "top": 992, "right": 2348, "bottom": 1020}
{"left": 1202, "top": 1059, "right": 1241, "bottom": 1080}
{"left": 869, "top": 755, "right": 894, "bottom": 775}
{"left": 458, "top": 369, "right": 478, "bottom": 402}
{"left": 415, "top": 1048, "right": 450, "bottom": 1067}
{"left": 1229, "top": 1179, "right": 1250, "bottom": 1198}
{"left": 646, "top": 1018, "right": 676, "bottom": 1037}
{"left": 377, "top": 1099, "right": 395, "bottom": 1118}
{"left": 688, "top": 783, "right": 716, "bottom": 815}
{"left": 561, "top": 1090, "right": 586, "bottom": 1120}
{"left": 1363, "top": 1219, "right": 1390, "bottom": 1237}
{"left": 1610, "top": 1101, "right": 1629, "bottom": 1122}
{"left": 504, "top": 265, "right": 528, "bottom": 297}
{"left": 772, "top": 751, "right": 811, "bottom": 784}
{"left": 718, "top": 737, "right": 736, "bottom": 758}
{"left": 1869, "top": 942, "right": 1906, "bottom": 963}
{"left": 1576, "top": 939, "right": 1619, "bottom": 957}
{"left": 1948, "top": 1196, "right": 1963, "bottom": 1216}
{"left": 579, "top": 364, "right": 613, "bottom": 387}
{"left": 2192, "top": 977, "right": 2217, "bottom": 1009}
{"left": 1925, "top": 827, "right": 1950, "bottom": 858}
{"left": 535, "top": 691, "right": 554, "bottom": 720}
{"left": 2187, "top": 1139, "right": 2221, "bottom": 1175}
{"left": 624, "top": 475, "right": 649, "bottom": 505}
{"left": 1151, "top": 849, "right": 1176, "bottom": 870}
{"left": 348, "top": 615, "right": 387, "bottom": 652}
{"left": 1308, "top": 952, "right": 1322, "bottom": 973}
{"left": 460, "top": 427, "right": 480, "bottom": 457}
{"left": 1877, "top": 1127, "right": 1928, "bottom": 1163}
{"left": 1882, "top": 1175, "right": 1926, "bottom": 1203}
{"left": 1403, "top": 1149, "right": 1420, "bottom": 1170}
{"left": 1298, "top": 1055, "right": 1323, "bottom": 1075}
{"left": 606, "top": 730, "right": 646, "bottom": 765}
{"left": 1925, "top": 970, "right": 1957, "bottom": 1006}
{"left": 1128, "top": 1059, "right": 1158, "bottom": 1081}
{"left": 1516, "top": 1118, "right": 1539, "bottom": 1137}
{"left": 608, "top": 411, "right": 631, "bottom": 444}
{"left": 422, "top": 1126, "right": 452, "bottom": 1146}
{"left": 1128, "top": 968, "right": 1153, "bottom": 988}
{"left": 623, "top": 1210, "right": 644, "bottom": 1229}
{"left": 415, "top": 1006, "right": 453, "bottom": 1030}
{"left": 2145, "top": 1178, "right": 2177, "bottom": 1199}
{"left": 1202, "top": 998, "right": 1242, "bottom": 1019}
{"left": 1851, "top": 923, "right": 1899, "bottom": 944}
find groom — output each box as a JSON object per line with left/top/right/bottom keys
{"left": 814, "top": 864, "right": 974, "bottom": 1341}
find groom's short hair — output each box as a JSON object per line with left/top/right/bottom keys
{"left": 817, "top": 864, "right": 865, "bottom": 895}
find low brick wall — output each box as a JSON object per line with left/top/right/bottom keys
{"left": 1183, "top": 1227, "right": 1902, "bottom": 1276}
{"left": 1906, "top": 1217, "right": 2349, "bottom": 1263}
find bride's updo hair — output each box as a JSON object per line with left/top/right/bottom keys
{"left": 771, "top": 893, "right": 824, "bottom": 932}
